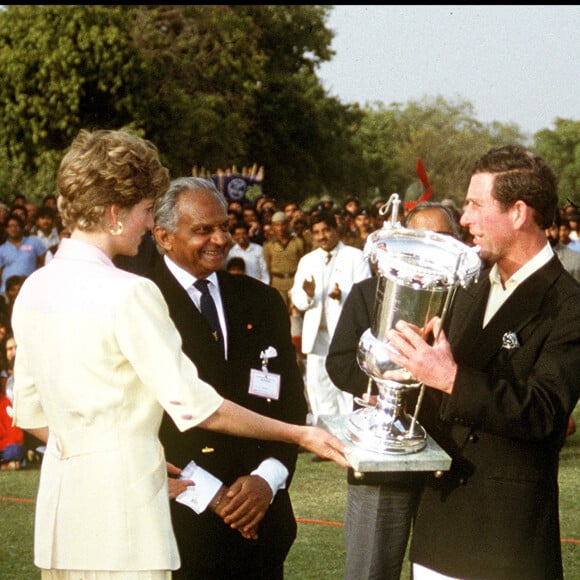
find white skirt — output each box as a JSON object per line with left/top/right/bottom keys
{"left": 41, "top": 570, "right": 171, "bottom": 580}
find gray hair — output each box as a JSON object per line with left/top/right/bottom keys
{"left": 153, "top": 177, "right": 226, "bottom": 254}
{"left": 404, "top": 201, "right": 461, "bottom": 239}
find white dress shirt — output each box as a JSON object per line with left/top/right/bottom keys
{"left": 227, "top": 242, "right": 270, "bottom": 284}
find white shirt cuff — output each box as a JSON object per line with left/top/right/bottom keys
{"left": 251, "top": 457, "right": 289, "bottom": 502}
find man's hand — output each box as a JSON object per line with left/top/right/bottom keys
{"left": 302, "top": 277, "right": 316, "bottom": 298}
{"left": 328, "top": 282, "right": 341, "bottom": 301}
{"left": 386, "top": 317, "right": 457, "bottom": 393}
{"left": 166, "top": 462, "right": 194, "bottom": 500}
{"left": 216, "top": 475, "right": 273, "bottom": 540}
{"left": 361, "top": 392, "right": 378, "bottom": 406}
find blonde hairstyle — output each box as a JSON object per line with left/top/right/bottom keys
{"left": 57, "top": 129, "right": 170, "bottom": 231}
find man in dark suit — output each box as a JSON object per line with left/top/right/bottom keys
{"left": 147, "top": 177, "right": 307, "bottom": 579}
{"left": 387, "top": 145, "right": 580, "bottom": 579}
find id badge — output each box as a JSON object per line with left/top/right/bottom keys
{"left": 249, "top": 368, "right": 281, "bottom": 400}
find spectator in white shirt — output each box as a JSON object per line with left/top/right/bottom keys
{"left": 228, "top": 222, "right": 270, "bottom": 284}
{"left": 32, "top": 206, "right": 61, "bottom": 263}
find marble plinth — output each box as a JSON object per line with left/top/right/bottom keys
{"left": 318, "top": 414, "right": 452, "bottom": 473}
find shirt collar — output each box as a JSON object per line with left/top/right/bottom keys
{"left": 164, "top": 255, "right": 219, "bottom": 292}
{"left": 488, "top": 241, "right": 554, "bottom": 289}
{"left": 318, "top": 241, "right": 341, "bottom": 258}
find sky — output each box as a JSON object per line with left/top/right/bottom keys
{"left": 317, "top": 5, "right": 579, "bottom": 137}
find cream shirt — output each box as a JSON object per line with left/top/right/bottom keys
{"left": 483, "top": 242, "right": 553, "bottom": 327}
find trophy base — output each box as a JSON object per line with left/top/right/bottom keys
{"left": 345, "top": 406, "right": 427, "bottom": 455}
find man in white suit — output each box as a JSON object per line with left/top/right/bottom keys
{"left": 291, "top": 211, "right": 371, "bottom": 431}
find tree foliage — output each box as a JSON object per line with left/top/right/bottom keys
{"left": 533, "top": 119, "right": 580, "bottom": 206}
{"left": 0, "top": 5, "right": 576, "bottom": 207}
{"left": 122, "top": 5, "right": 265, "bottom": 176}
{"left": 351, "top": 96, "right": 528, "bottom": 207}
{"left": 0, "top": 5, "right": 149, "bottom": 198}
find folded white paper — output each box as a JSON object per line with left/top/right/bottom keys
{"left": 175, "top": 460, "right": 223, "bottom": 514}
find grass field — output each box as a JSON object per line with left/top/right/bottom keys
{"left": 1, "top": 406, "right": 579, "bottom": 579}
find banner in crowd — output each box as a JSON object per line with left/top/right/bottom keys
{"left": 192, "top": 164, "right": 265, "bottom": 202}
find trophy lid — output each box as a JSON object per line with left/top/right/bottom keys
{"left": 364, "top": 223, "right": 482, "bottom": 290}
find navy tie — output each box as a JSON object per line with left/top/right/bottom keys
{"left": 193, "top": 279, "right": 224, "bottom": 353}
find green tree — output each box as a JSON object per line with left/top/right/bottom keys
{"left": 0, "top": 5, "right": 572, "bottom": 209}
{"left": 356, "top": 95, "right": 526, "bottom": 208}
{"left": 0, "top": 5, "right": 150, "bottom": 200}
{"left": 0, "top": 5, "right": 358, "bottom": 204}
{"left": 233, "top": 5, "right": 363, "bottom": 203}
{"left": 123, "top": 5, "right": 265, "bottom": 177}
{"left": 533, "top": 118, "right": 580, "bottom": 206}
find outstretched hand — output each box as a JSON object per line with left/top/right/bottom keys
{"left": 298, "top": 426, "right": 351, "bottom": 467}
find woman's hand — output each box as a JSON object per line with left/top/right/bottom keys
{"left": 166, "top": 461, "right": 194, "bottom": 500}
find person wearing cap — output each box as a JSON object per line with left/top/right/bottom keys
{"left": 263, "top": 211, "right": 306, "bottom": 311}
{"left": 343, "top": 207, "right": 374, "bottom": 250}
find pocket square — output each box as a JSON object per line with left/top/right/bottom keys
{"left": 261, "top": 346, "right": 278, "bottom": 359}
{"left": 501, "top": 331, "right": 520, "bottom": 350}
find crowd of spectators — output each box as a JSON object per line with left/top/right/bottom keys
{"left": 1, "top": 187, "right": 579, "bottom": 472}
{"left": 0, "top": 193, "right": 68, "bottom": 470}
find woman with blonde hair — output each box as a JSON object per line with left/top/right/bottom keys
{"left": 12, "top": 129, "right": 349, "bottom": 580}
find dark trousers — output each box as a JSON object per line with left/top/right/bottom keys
{"left": 343, "top": 481, "right": 421, "bottom": 580}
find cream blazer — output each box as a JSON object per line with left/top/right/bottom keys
{"left": 12, "top": 238, "right": 224, "bottom": 572}
{"left": 290, "top": 242, "right": 371, "bottom": 354}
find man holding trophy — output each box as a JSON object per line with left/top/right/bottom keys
{"left": 387, "top": 146, "right": 580, "bottom": 579}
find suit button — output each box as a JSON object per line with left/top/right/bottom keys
{"left": 468, "top": 434, "right": 479, "bottom": 443}
{"left": 433, "top": 470, "right": 444, "bottom": 479}
{"left": 459, "top": 477, "right": 467, "bottom": 485}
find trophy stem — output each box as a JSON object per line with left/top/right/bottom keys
{"left": 346, "top": 381, "right": 427, "bottom": 454}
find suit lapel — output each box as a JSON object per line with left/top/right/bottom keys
{"left": 448, "top": 275, "right": 489, "bottom": 363}
{"left": 151, "top": 259, "right": 221, "bottom": 353}
{"left": 451, "top": 257, "right": 563, "bottom": 370}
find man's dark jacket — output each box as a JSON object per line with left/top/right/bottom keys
{"left": 411, "top": 257, "right": 580, "bottom": 579}
{"left": 147, "top": 258, "right": 307, "bottom": 578}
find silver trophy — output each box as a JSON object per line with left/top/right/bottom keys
{"left": 346, "top": 194, "right": 481, "bottom": 454}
